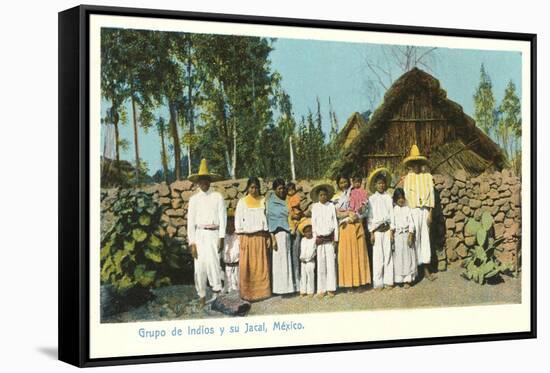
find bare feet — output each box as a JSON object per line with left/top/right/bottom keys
{"left": 327, "top": 291, "right": 335, "bottom": 298}
{"left": 384, "top": 285, "right": 394, "bottom": 291}
{"left": 316, "top": 292, "right": 326, "bottom": 298}
{"left": 404, "top": 283, "right": 411, "bottom": 289}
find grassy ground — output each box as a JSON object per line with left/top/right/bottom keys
{"left": 103, "top": 263, "right": 521, "bottom": 323}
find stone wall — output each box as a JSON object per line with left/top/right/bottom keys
{"left": 433, "top": 169, "right": 521, "bottom": 270}
{"left": 101, "top": 169, "right": 521, "bottom": 270}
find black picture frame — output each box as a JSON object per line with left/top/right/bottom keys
{"left": 58, "top": 4, "right": 537, "bottom": 367}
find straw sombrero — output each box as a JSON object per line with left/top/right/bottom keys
{"left": 297, "top": 218, "right": 312, "bottom": 235}
{"left": 188, "top": 159, "right": 222, "bottom": 183}
{"left": 367, "top": 167, "right": 392, "bottom": 193}
{"left": 309, "top": 183, "right": 335, "bottom": 203}
{"left": 403, "top": 144, "right": 428, "bottom": 165}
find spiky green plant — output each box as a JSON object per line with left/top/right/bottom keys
{"left": 461, "top": 211, "right": 509, "bottom": 284}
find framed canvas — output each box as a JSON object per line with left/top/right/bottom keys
{"left": 58, "top": 4, "right": 537, "bottom": 367}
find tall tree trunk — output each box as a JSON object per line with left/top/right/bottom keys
{"left": 231, "top": 119, "right": 237, "bottom": 179}
{"left": 159, "top": 124, "right": 169, "bottom": 183}
{"left": 168, "top": 100, "right": 182, "bottom": 180}
{"left": 113, "top": 112, "right": 120, "bottom": 164}
{"left": 187, "top": 44, "right": 194, "bottom": 176}
{"left": 131, "top": 95, "right": 140, "bottom": 186}
{"left": 289, "top": 135, "right": 296, "bottom": 181}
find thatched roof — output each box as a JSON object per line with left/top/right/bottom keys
{"left": 335, "top": 112, "right": 368, "bottom": 148}
{"left": 329, "top": 68, "right": 507, "bottom": 177}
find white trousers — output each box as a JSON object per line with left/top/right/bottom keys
{"left": 193, "top": 229, "right": 223, "bottom": 298}
{"left": 411, "top": 207, "right": 431, "bottom": 265}
{"left": 316, "top": 242, "right": 337, "bottom": 293}
{"left": 272, "top": 231, "right": 295, "bottom": 294}
{"left": 224, "top": 264, "right": 239, "bottom": 292}
{"left": 300, "top": 261, "right": 315, "bottom": 294}
{"left": 373, "top": 230, "right": 394, "bottom": 288}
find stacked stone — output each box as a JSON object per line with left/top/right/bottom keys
{"left": 101, "top": 169, "right": 522, "bottom": 271}
{"left": 436, "top": 169, "right": 521, "bottom": 270}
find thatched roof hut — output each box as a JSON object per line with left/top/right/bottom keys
{"left": 329, "top": 68, "right": 507, "bottom": 178}
{"left": 335, "top": 111, "right": 369, "bottom": 148}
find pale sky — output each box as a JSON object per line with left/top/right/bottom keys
{"left": 101, "top": 37, "right": 522, "bottom": 174}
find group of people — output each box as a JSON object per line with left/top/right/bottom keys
{"left": 186, "top": 145, "right": 436, "bottom": 306}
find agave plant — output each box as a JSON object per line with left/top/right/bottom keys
{"left": 461, "top": 211, "right": 508, "bottom": 284}
{"left": 100, "top": 190, "right": 174, "bottom": 295}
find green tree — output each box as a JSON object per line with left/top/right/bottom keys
{"left": 101, "top": 29, "right": 129, "bottom": 168}
{"left": 195, "top": 35, "right": 279, "bottom": 179}
{"left": 474, "top": 64, "right": 496, "bottom": 136}
{"left": 498, "top": 80, "right": 522, "bottom": 172}
{"left": 156, "top": 117, "right": 170, "bottom": 183}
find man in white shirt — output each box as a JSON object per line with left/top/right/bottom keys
{"left": 187, "top": 159, "right": 226, "bottom": 307}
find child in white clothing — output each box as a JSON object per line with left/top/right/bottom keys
{"left": 223, "top": 209, "right": 240, "bottom": 293}
{"left": 392, "top": 188, "right": 417, "bottom": 288}
{"left": 298, "top": 219, "right": 316, "bottom": 297}
{"left": 367, "top": 169, "right": 395, "bottom": 290}
{"left": 311, "top": 184, "right": 339, "bottom": 298}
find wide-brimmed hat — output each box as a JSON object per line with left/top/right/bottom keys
{"left": 297, "top": 218, "right": 312, "bottom": 235}
{"left": 367, "top": 167, "right": 392, "bottom": 193}
{"left": 309, "top": 183, "right": 335, "bottom": 202}
{"left": 188, "top": 159, "right": 223, "bottom": 183}
{"left": 403, "top": 144, "right": 428, "bottom": 165}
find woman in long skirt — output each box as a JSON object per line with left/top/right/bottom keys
{"left": 235, "top": 177, "right": 272, "bottom": 301}
{"left": 333, "top": 175, "right": 372, "bottom": 290}
{"left": 266, "top": 178, "right": 295, "bottom": 295}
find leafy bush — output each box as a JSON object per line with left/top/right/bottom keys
{"left": 461, "top": 211, "right": 509, "bottom": 284}
{"left": 100, "top": 189, "right": 177, "bottom": 295}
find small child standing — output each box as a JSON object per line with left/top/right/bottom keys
{"left": 367, "top": 168, "right": 395, "bottom": 290}
{"left": 392, "top": 188, "right": 417, "bottom": 288}
{"left": 223, "top": 208, "right": 240, "bottom": 293}
{"left": 286, "top": 182, "right": 304, "bottom": 286}
{"left": 311, "top": 184, "right": 339, "bottom": 298}
{"left": 298, "top": 219, "right": 316, "bottom": 297}
{"left": 349, "top": 176, "right": 368, "bottom": 214}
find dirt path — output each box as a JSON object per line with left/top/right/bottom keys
{"left": 249, "top": 264, "right": 521, "bottom": 316}
{"left": 102, "top": 264, "right": 521, "bottom": 323}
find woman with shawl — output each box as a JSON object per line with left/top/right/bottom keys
{"left": 333, "top": 175, "right": 372, "bottom": 290}
{"left": 266, "top": 178, "right": 296, "bottom": 295}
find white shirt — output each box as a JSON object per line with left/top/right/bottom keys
{"left": 223, "top": 233, "right": 240, "bottom": 263}
{"left": 187, "top": 188, "right": 226, "bottom": 245}
{"left": 367, "top": 191, "right": 395, "bottom": 232}
{"left": 300, "top": 237, "right": 317, "bottom": 262}
{"left": 311, "top": 201, "right": 339, "bottom": 241}
{"left": 234, "top": 197, "right": 269, "bottom": 234}
{"left": 393, "top": 205, "right": 415, "bottom": 234}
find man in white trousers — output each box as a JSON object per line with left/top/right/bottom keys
{"left": 403, "top": 145, "right": 437, "bottom": 281}
{"left": 187, "top": 159, "right": 226, "bottom": 307}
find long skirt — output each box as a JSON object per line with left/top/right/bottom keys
{"left": 272, "top": 230, "right": 295, "bottom": 294}
{"left": 239, "top": 233, "right": 272, "bottom": 301}
{"left": 410, "top": 207, "right": 431, "bottom": 265}
{"left": 338, "top": 221, "right": 371, "bottom": 287}
{"left": 393, "top": 231, "right": 417, "bottom": 283}
{"left": 194, "top": 229, "right": 223, "bottom": 298}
